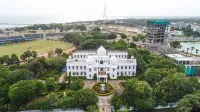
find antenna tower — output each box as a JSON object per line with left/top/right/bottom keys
{"left": 103, "top": 0, "right": 107, "bottom": 21}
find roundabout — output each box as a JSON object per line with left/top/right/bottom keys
{"left": 92, "top": 82, "right": 114, "bottom": 96}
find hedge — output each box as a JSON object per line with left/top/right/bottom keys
{"left": 91, "top": 82, "right": 114, "bottom": 96}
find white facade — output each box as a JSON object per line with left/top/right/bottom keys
{"left": 66, "top": 46, "right": 137, "bottom": 82}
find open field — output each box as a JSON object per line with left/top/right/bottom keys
{"left": 0, "top": 40, "right": 72, "bottom": 56}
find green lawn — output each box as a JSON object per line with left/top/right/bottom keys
{"left": 0, "top": 40, "right": 72, "bottom": 56}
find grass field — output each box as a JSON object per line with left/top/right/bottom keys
{"left": 0, "top": 40, "right": 72, "bottom": 56}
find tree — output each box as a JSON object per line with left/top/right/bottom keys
{"left": 55, "top": 48, "right": 63, "bottom": 55}
{"left": 6, "top": 69, "right": 34, "bottom": 84}
{"left": 170, "top": 41, "right": 181, "bottom": 48}
{"left": 176, "top": 91, "right": 200, "bottom": 112}
{"left": 111, "top": 40, "right": 127, "bottom": 50}
{"left": 68, "top": 72, "right": 71, "bottom": 88}
{"left": 60, "top": 97, "right": 74, "bottom": 110}
{"left": 10, "top": 54, "right": 20, "bottom": 65}
{"left": 86, "top": 105, "right": 98, "bottom": 112}
{"left": 143, "top": 68, "right": 171, "bottom": 87}
{"left": 120, "top": 33, "right": 127, "bottom": 39}
{"left": 129, "top": 43, "right": 136, "bottom": 48}
{"left": 122, "top": 78, "right": 156, "bottom": 111}
{"left": 27, "top": 59, "right": 46, "bottom": 77}
{"left": 196, "top": 49, "right": 199, "bottom": 55}
{"left": 20, "top": 54, "right": 26, "bottom": 63}
{"left": 132, "top": 36, "right": 139, "bottom": 41}
{"left": 153, "top": 73, "right": 200, "bottom": 105}
{"left": 70, "top": 79, "right": 84, "bottom": 91}
{"left": 0, "top": 57, "right": 4, "bottom": 64}
{"left": 107, "top": 32, "right": 117, "bottom": 39}
{"left": 191, "top": 46, "right": 195, "bottom": 54}
{"left": 9, "top": 80, "right": 45, "bottom": 111}
{"left": 110, "top": 95, "right": 122, "bottom": 111}
{"left": 0, "top": 78, "right": 10, "bottom": 111}
{"left": 73, "top": 89, "right": 98, "bottom": 109}
{"left": 32, "top": 51, "right": 37, "bottom": 59}
{"left": 45, "top": 77, "right": 58, "bottom": 92}
{"left": 79, "top": 39, "right": 109, "bottom": 50}
{"left": 46, "top": 56, "right": 66, "bottom": 72}
{"left": 24, "top": 50, "right": 32, "bottom": 62}
{"left": 2, "top": 55, "right": 11, "bottom": 65}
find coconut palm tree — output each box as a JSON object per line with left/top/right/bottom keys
{"left": 187, "top": 48, "right": 190, "bottom": 56}
{"left": 191, "top": 47, "right": 195, "bottom": 54}
{"left": 196, "top": 49, "right": 199, "bottom": 55}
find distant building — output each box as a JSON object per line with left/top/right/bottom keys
{"left": 169, "top": 30, "right": 184, "bottom": 36}
{"left": 66, "top": 46, "right": 137, "bottom": 82}
{"left": 165, "top": 54, "right": 200, "bottom": 76}
{"left": 146, "top": 20, "right": 170, "bottom": 45}
{"left": 171, "top": 22, "right": 186, "bottom": 28}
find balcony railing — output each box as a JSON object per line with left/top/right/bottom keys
{"left": 98, "top": 71, "right": 106, "bottom": 76}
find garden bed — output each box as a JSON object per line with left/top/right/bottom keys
{"left": 92, "top": 82, "right": 114, "bottom": 96}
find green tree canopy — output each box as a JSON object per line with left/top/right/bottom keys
{"left": 6, "top": 69, "right": 34, "bottom": 84}
{"left": 45, "top": 77, "right": 58, "bottom": 92}
{"left": 120, "top": 33, "right": 127, "bottom": 39}
{"left": 107, "top": 32, "right": 117, "bottom": 39}
{"left": 176, "top": 91, "right": 200, "bottom": 112}
{"left": 143, "top": 68, "right": 171, "bottom": 86}
{"left": 122, "top": 78, "right": 156, "bottom": 111}
{"left": 73, "top": 89, "right": 98, "bottom": 109}
{"left": 9, "top": 80, "right": 45, "bottom": 111}
{"left": 46, "top": 56, "right": 66, "bottom": 72}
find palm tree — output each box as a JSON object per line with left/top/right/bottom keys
{"left": 20, "top": 54, "right": 26, "bottom": 64}
{"left": 196, "top": 49, "right": 199, "bottom": 55}
{"left": 191, "top": 47, "right": 195, "bottom": 54}
{"left": 187, "top": 48, "right": 190, "bottom": 56}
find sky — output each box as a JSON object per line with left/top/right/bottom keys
{"left": 0, "top": 0, "right": 200, "bottom": 23}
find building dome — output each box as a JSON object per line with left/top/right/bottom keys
{"left": 97, "top": 45, "right": 106, "bottom": 55}
{"left": 86, "top": 56, "right": 94, "bottom": 62}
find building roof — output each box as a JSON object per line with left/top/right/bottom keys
{"left": 147, "top": 20, "right": 170, "bottom": 25}
{"left": 166, "top": 54, "right": 200, "bottom": 61}
{"left": 165, "top": 54, "right": 185, "bottom": 58}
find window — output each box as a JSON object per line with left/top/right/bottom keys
{"left": 121, "top": 66, "right": 123, "bottom": 69}
{"left": 117, "top": 72, "right": 119, "bottom": 75}
{"left": 85, "top": 72, "right": 86, "bottom": 75}
{"left": 107, "top": 68, "right": 110, "bottom": 71}
{"left": 129, "top": 72, "right": 130, "bottom": 75}
{"left": 113, "top": 69, "right": 115, "bottom": 72}
{"left": 68, "top": 66, "right": 70, "bottom": 69}
{"left": 107, "top": 73, "right": 110, "bottom": 76}
{"left": 72, "top": 66, "right": 74, "bottom": 69}
{"left": 89, "top": 75, "right": 91, "bottom": 77}
{"left": 80, "top": 66, "right": 82, "bottom": 69}
{"left": 89, "top": 68, "right": 91, "bottom": 72}
{"left": 84, "top": 66, "right": 86, "bottom": 69}
{"left": 100, "top": 60, "right": 103, "bottom": 64}
{"left": 133, "top": 66, "right": 135, "bottom": 69}
{"left": 119, "top": 55, "right": 120, "bottom": 58}
{"left": 117, "top": 66, "right": 119, "bottom": 69}
{"left": 129, "top": 66, "right": 131, "bottom": 69}
{"left": 113, "top": 75, "right": 114, "bottom": 77}
{"left": 125, "top": 66, "right": 127, "bottom": 69}
{"left": 78, "top": 55, "right": 79, "bottom": 58}
{"left": 76, "top": 66, "right": 78, "bottom": 69}
{"left": 73, "top": 72, "right": 75, "bottom": 75}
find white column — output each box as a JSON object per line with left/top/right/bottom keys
{"left": 106, "top": 77, "right": 107, "bottom": 82}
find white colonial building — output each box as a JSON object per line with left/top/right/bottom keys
{"left": 66, "top": 46, "right": 137, "bottom": 82}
